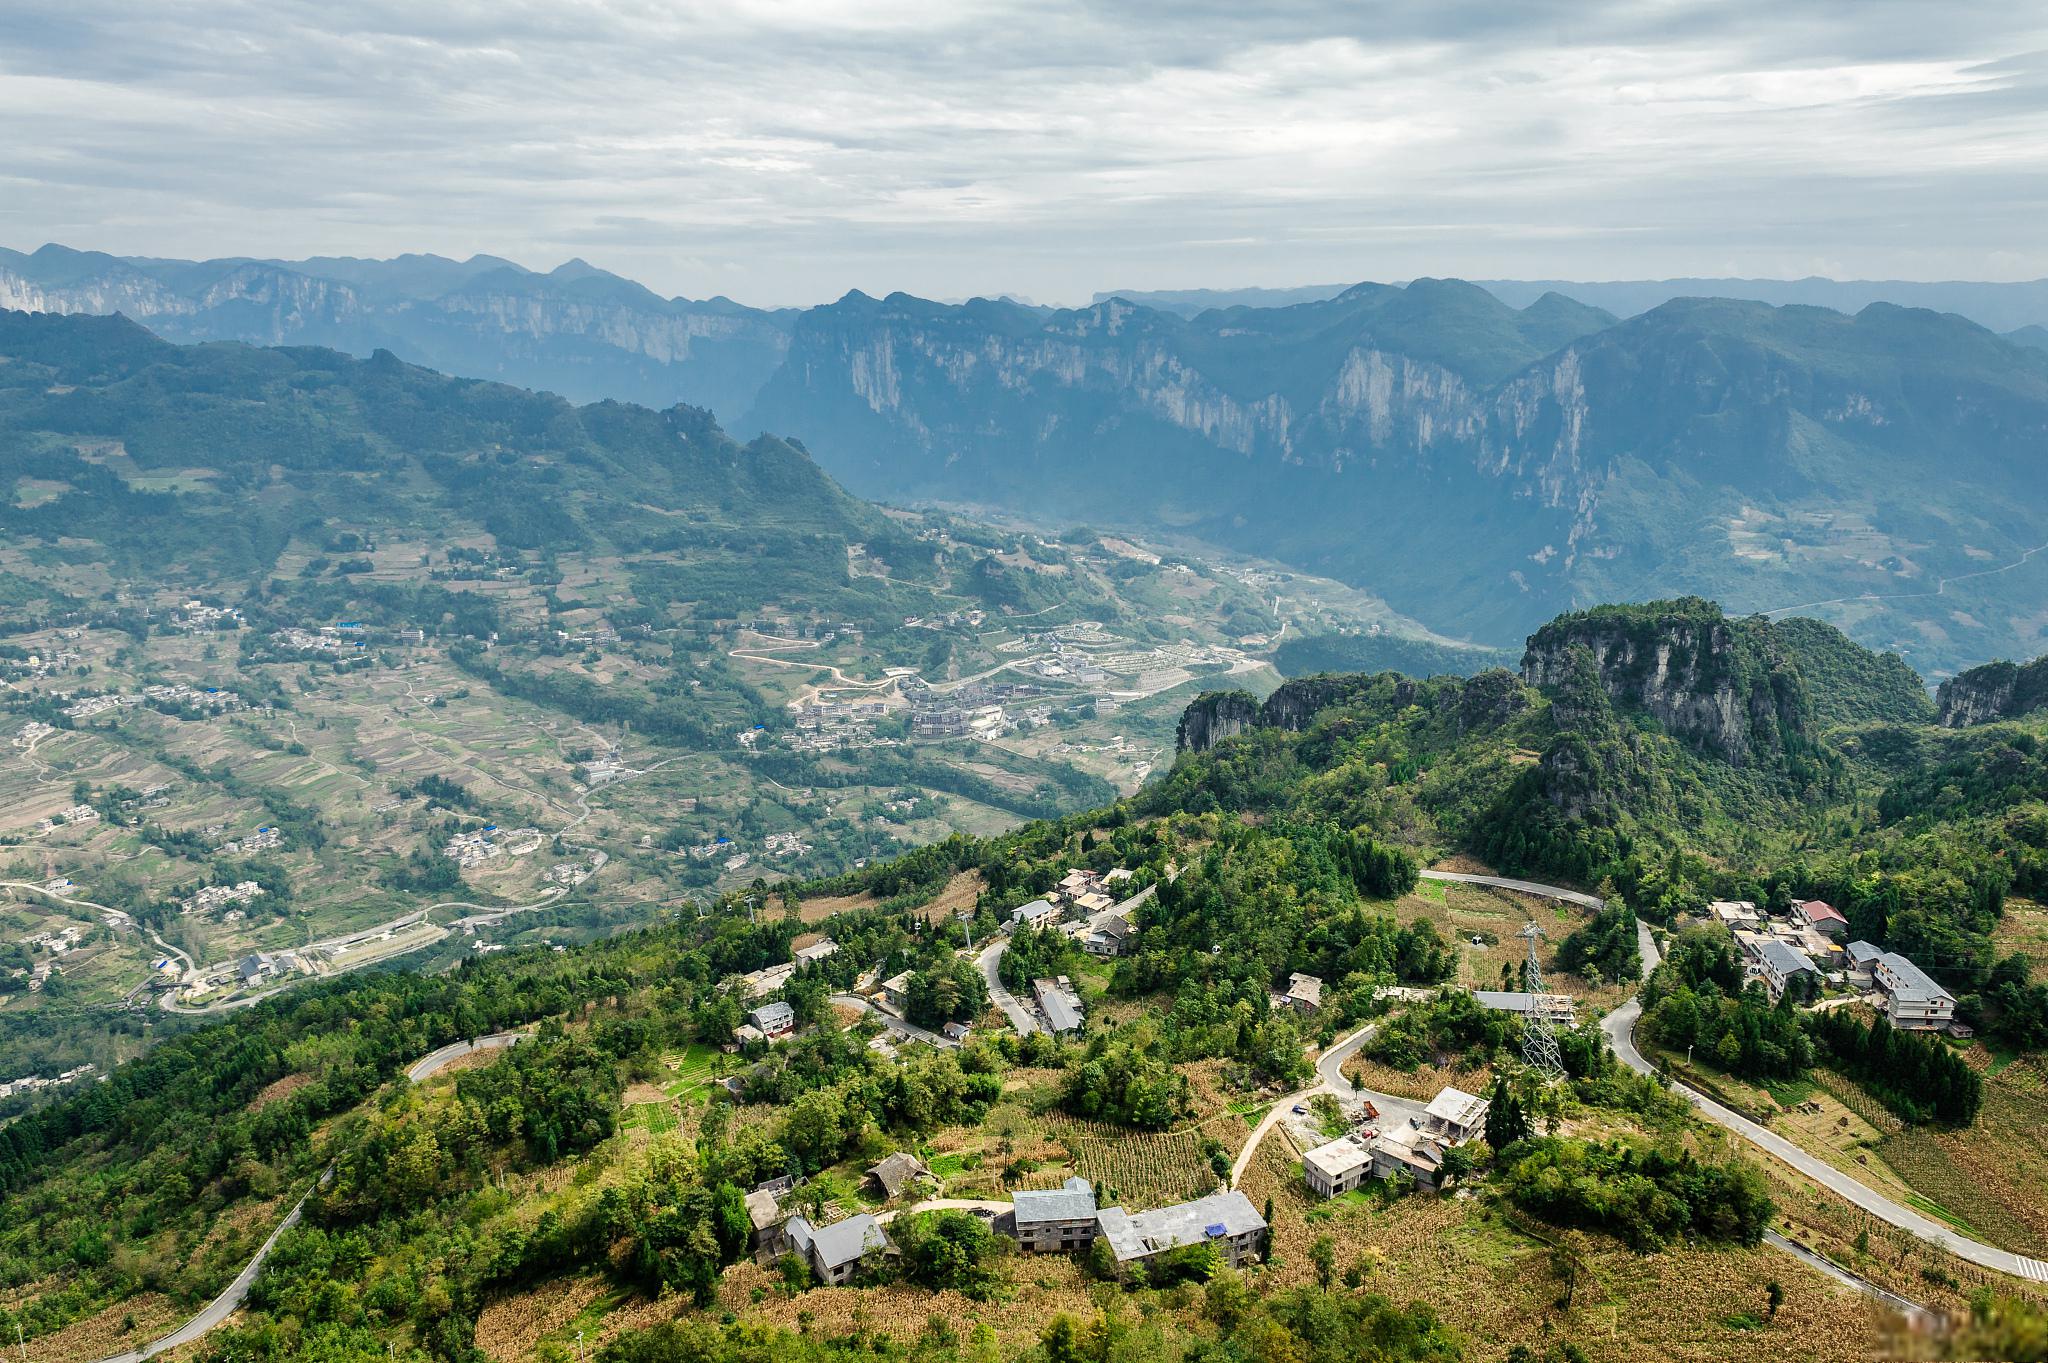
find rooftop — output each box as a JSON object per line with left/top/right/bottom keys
{"left": 1796, "top": 899, "right": 1848, "bottom": 925}
{"left": 1757, "top": 939, "right": 1818, "bottom": 977}
{"left": 1424, "top": 1085, "right": 1488, "bottom": 1130}
{"left": 1097, "top": 1190, "right": 1265, "bottom": 1262}
{"left": 1877, "top": 951, "right": 1954, "bottom": 1004}
{"left": 1013, "top": 1176, "right": 1097, "bottom": 1225}
{"left": 788, "top": 1213, "right": 887, "bottom": 1269}
{"left": 1302, "top": 1138, "right": 1373, "bottom": 1180}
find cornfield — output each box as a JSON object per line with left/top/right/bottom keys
{"left": 1047, "top": 1116, "right": 1224, "bottom": 1207}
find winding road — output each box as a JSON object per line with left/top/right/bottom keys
{"left": 974, "top": 936, "right": 1040, "bottom": 1036}
{"left": 1233, "top": 870, "right": 2043, "bottom": 1315}
{"left": 91, "top": 1032, "right": 525, "bottom": 1363}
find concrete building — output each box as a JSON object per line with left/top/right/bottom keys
{"left": 1754, "top": 939, "right": 1820, "bottom": 1000}
{"left": 1012, "top": 1176, "right": 1100, "bottom": 1252}
{"left": 749, "top": 1001, "right": 797, "bottom": 1037}
{"left": 1845, "top": 939, "right": 1883, "bottom": 986}
{"left": 1793, "top": 899, "right": 1850, "bottom": 940}
{"left": 1421, "top": 1086, "right": 1490, "bottom": 1143}
{"left": 1710, "top": 900, "right": 1762, "bottom": 928}
{"left": 786, "top": 1213, "right": 889, "bottom": 1286}
{"left": 1093, "top": 1190, "right": 1266, "bottom": 1270}
{"left": 1873, "top": 951, "right": 1956, "bottom": 1029}
{"left": 1302, "top": 1137, "right": 1375, "bottom": 1198}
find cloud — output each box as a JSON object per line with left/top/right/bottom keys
{"left": 2, "top": 1, "right": 2045, "bottom": 304}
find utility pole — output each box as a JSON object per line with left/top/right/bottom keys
{"left": 1519, "top": 922, "right": 1565, "bottom": 1080}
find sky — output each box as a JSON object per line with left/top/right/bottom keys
{"left": 3, "top": 1, "right": 2047, "bottom": 307}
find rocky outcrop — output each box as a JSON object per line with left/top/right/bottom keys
{"left": 1176, "top": 691, "right": 1260, "bottom": 754}
{"left": 1937, "top": 657, "right": 2048, "bottom": 726}
{"left": 1520, "top": 600, "right": 1809, "bottom": 767}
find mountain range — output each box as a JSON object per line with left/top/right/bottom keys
{"left": 1102, "top": 277, "right": 2048, "bottom": 337}
{"left": 7, "top": 244, "right": 2048, "bottom": 676}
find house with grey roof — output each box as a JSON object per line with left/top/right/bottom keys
{"left": 793, "top": 938, "right": 840, "bottom": 966}
{"left": 1012, "top": 1175, "right": 1099, "bottom": 1252}
{"left": 786, "top": 1213, "right": 889, "bottom": 1285}
{"left": 1754, "top": 939, "right": 1819, "bottom": 1000}
{"left": 1093, "top": 1189, "right": 1266, "bottom": 1270}
{"left": 1873, "top": 951, "right": 1955, "bottom": 1029}
{"left": 748, "top": 1000, "right": 797, "bottom": 1037}
{"left": 1844, "top": 939, "right": 1883, "bottom": 986}
{"left": 1012, "top": 898, "right": 1060, "bottom": 929}
{"left": 1033, "top": 976, "right": 1084, "bottom": 1034}
{"left": 1277, "top": 972, "right": 1324, "bottom": 1012}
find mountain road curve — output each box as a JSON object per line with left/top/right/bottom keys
{"left": 92, "top": 1032, "right": 525, "bottom": 1363}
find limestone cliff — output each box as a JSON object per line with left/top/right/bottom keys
{"left": 1937, "top": 657, "right": 2048, "bottom": 726}
{"left": 1520, "top": 599, "right": 1810, "bottom": 767}
{"left": 1176, "top": 691, "right": 1260, "bottom": 754}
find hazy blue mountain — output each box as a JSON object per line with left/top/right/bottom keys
{"left": 1474, "top": 276, "right": 2048, "bottom": 335}
{"left": 1089, "top": 283, "right": 1351, "bottom": 315}
{"left": 0, "top": 244, "right": 796, "bottom": 420}
{"left": 2008, "top": 324, "right": 2048, "bottom": 353}
{"left": 744, "top": 286, "right": 2048, "bottom": 677}
{"left": 1106, "top": 276, "right": 2048, "bottom": 335}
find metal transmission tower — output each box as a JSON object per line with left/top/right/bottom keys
{"left": 1518, "top": 922, "right": 1565, "bottom": 1080}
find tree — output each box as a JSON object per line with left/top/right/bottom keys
{"left": 1765, "top": 1280, "right": 1784, "bottom": 1320}
{"left": 1309, "top": 1234, "right": 1336, "bottom": 1290}
{"left": 1485, "top": 1077, "right": 1531, "bottom": 1150}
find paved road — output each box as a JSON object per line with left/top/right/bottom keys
{"left": 93, "top": 1032, "right": 526, "bottom": 1363}
{"left": 1603, "top": 998, "right": 2048, "bottom": 1282}
{"left": 1418, "top": 869, "right": 1606, "bottom": 912}
{"left": 406, "top": 1031, "right": 526, "bottom": 1083}
{"left": 974, "top": 937, "right": 1040, "bottom": 1036}
{"left": 831, "top": 993, "right": 958, "bottom": 1049}
{"left": 1763, "top": 1229, "right": 1931, "bottom": 1324}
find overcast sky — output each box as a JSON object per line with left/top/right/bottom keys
{"left": 4, "top": 1, "right": 2046, "bottom": 306}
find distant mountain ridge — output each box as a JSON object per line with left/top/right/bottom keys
{"left": 1101, "top": 276, "right": 2048, "bottom": 335}
{"left": 742, "top": 284, "right": 2048, "bottom": 677}
{"left": 0, "top": 243, "right": 796, "bottom": 420}
{"left": 9, "top": 245, "right": 2048, "bottom": 676}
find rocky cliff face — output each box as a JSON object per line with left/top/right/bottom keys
{"left": 1520, "top": 601, "right": 1809, "bottom": 767}
{"left": 1937, "top": 657, "right": 2048, "bottom": 726}
{"left": 1176, "top": 691, "right": 1261, "bottom": 754}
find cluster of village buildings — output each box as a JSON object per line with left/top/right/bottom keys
{"left": 183, "top": 880, "right": 264, "bottom": 918}
{"left": 442, "top": 825, "right": 544, "bottom": 869}
{"left": 173, "top": 601, "right": 244, "bottom": 630}
{"left": 0, "top": 1062, "right": 98, "bottom": 1102}
{"left": 1301, "top": 1086, "right": 1491, "bottom": 1197}
{"left": 37, "top": 804, "right": 100, "bottom": 833}
{"left": 2, "top": 649, "right": 83, "bottom": 682}
{"left": 790, "top": 696, "right": 892, "bottom": 753}
{"left": 219, "top": 825, "right": 283, "bottom": 855}
{"left": 61, "top": 684, "right": 244, "bottom": 721}
{"left": 1712, "top": 898, "right": 1959, "bottom": 1032}
{"left": 749, "top": 1159, "right": 1267, "bottom": 1288}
